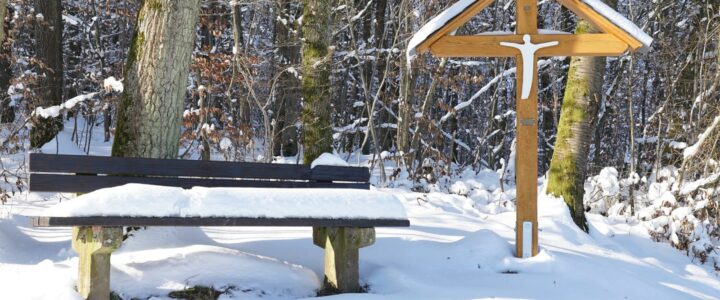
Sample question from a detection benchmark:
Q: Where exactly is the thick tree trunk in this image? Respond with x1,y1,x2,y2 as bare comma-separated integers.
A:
273,0,300,157
30,0,63,147
0,0,13,123
547,14,613,231
301,0,333,164
112,0,201,159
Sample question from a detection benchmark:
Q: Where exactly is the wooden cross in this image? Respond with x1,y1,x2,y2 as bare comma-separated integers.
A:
410,0,650,258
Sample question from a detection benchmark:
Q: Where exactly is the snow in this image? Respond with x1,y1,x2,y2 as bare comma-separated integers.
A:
219,137,233,151
597,167,620,196
406,0,476,64
111,242,318,299
310,152,350,168
103,76,124,93
44,184,407,220
476,30,514,36
33,76,124,118
62,14,81,26
33,93,98,118
684,115,720,159
582,0,653,48
538,29,572,35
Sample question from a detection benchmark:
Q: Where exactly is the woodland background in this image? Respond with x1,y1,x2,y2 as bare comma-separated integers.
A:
0,0,718,269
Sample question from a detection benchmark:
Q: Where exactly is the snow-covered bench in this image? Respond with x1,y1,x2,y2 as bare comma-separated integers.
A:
28,153,409,299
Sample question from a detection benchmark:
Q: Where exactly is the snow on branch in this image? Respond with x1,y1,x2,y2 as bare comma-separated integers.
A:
683,115,720,160
33,77,124,119
103,76,124,93
440,58,558,123
33,93,99,118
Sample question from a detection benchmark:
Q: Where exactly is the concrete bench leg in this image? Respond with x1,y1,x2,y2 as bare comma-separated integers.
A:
313,227,375,294
72,226,123,300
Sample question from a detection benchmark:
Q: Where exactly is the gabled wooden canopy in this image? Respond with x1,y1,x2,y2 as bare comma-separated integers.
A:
413,0,649,58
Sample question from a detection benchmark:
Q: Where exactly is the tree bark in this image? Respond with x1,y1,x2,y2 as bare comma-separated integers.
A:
112,0,201,159
0,0,13,123
301,0,333,164
273,0,301,157
547,0,616,231
397,61,415,166
30,0,63,147
230,1,251,127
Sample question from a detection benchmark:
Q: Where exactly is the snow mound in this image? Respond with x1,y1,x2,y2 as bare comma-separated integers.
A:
111,244,319,299
310,153,350,168
0,260,80,300
44,184,407,220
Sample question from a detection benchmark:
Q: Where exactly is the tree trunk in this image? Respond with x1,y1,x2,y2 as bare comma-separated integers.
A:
546,1,615,231
230,1,251,127
396,61,415,166
112,0,201,159
0,0,13,123
273,0,300,157
374,0,395,151
301,0,333,164
30,0,63,147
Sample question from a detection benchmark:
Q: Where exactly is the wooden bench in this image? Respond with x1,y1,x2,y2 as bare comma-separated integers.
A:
28,153,409,300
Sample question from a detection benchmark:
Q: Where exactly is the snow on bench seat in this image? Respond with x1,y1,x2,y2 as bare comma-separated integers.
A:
39,184,408,223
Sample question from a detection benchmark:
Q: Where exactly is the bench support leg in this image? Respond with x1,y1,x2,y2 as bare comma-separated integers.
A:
313,227,375,294
72,226,123,300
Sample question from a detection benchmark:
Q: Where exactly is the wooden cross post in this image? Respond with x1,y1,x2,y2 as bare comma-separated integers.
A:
420,0,645,258
514,0,541,259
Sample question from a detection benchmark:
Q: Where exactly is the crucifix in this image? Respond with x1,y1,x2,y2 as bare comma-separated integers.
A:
408,0,651,258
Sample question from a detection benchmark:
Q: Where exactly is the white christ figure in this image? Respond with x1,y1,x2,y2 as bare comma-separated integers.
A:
500,34,559,100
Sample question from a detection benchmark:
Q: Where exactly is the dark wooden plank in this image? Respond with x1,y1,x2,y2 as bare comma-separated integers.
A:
29,174,370,193
31,216,410,227
29,154,370,182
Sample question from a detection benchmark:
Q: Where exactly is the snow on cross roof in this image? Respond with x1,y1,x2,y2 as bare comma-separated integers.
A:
406,0,653,62
406,0,477,63
581,0,653,48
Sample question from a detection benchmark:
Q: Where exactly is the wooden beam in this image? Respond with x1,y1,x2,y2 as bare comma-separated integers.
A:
556,0,644,50
416,0,496,53
29,174,371,194
430,34,630,57
516,0,538,34
32,216,411,228
514,54,539,258
29,153,371,183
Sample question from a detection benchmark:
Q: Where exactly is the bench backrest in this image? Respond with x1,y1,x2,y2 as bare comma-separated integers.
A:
29,153,371,194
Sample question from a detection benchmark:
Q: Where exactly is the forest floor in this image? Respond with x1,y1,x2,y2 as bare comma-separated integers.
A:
0,121,719,300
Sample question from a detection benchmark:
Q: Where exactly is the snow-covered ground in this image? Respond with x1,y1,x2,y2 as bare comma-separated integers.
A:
1,121,719,299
